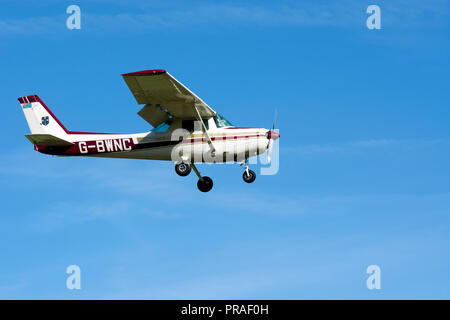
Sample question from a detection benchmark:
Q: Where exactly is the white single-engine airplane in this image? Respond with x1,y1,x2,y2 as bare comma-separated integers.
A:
19,69,279,192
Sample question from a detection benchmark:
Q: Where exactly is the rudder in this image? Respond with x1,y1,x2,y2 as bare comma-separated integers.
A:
18,95,68,138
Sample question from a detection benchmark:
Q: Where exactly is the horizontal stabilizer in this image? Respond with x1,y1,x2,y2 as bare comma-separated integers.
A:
25,134,73,146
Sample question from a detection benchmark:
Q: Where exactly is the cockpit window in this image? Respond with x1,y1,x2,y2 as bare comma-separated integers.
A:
213,114,233,128
151,121,170,132
182,119,209,132
181,120,194,132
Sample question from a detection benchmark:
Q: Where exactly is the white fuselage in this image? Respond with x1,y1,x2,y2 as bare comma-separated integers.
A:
42,119,270,163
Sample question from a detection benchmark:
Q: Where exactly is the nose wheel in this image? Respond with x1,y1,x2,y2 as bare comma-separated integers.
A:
240,160,256,183
243,169,256,183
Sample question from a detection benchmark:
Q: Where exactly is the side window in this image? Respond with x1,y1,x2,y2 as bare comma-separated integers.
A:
202,119,209,130
182,120,194,132
182,119,210,132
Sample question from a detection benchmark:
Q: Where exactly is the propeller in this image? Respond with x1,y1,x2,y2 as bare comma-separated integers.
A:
267,110,279,163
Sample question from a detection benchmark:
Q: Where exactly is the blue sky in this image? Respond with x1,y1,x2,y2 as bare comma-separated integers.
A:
1,0,449,299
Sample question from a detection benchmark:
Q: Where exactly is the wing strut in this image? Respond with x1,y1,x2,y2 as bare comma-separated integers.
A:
192,102,216,153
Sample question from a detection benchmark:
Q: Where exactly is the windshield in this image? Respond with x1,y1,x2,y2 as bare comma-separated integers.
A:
213,114,233,128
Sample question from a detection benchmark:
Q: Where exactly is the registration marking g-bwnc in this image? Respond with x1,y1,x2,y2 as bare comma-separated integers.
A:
78,138,133,154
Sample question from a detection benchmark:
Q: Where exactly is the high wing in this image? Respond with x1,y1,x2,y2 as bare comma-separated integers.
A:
122,70,216,127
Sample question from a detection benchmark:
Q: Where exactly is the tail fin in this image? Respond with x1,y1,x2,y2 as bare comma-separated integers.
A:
18,95,68,138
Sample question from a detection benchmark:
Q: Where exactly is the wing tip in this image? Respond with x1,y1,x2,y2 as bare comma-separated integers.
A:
122,69,167,76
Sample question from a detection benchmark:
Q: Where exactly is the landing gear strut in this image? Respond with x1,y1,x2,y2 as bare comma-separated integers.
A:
175,161,213,192
192,163,213,192
240,159,256,183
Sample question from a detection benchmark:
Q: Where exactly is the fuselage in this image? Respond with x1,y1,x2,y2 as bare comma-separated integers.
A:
36,123,271,163
19,94,279,164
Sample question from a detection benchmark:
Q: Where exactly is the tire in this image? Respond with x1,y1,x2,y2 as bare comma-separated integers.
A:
197,176,213,192
242,169,256,183
175,162,191,177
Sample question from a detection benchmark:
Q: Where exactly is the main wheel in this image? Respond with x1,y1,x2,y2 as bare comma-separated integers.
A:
242,169,256,183
197,176,213,192
175,162,191,177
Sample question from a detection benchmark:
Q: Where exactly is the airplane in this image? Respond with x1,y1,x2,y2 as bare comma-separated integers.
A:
18,69,280,192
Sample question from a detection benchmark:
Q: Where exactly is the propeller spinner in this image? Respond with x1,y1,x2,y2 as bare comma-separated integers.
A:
267,110,280,163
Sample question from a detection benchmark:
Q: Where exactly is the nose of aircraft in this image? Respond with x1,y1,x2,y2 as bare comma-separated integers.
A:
267,130,280,140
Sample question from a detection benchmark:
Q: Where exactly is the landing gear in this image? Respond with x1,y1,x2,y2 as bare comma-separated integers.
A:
242,169,256,183
191,163,214,192
175,162,191,176
174,160,256,192
240,159,256,183
197,176,213,192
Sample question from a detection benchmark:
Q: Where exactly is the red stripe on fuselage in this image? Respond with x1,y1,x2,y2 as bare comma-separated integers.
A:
184,134,265,144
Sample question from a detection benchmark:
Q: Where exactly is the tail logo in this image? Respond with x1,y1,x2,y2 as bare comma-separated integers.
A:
41,116,49,126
